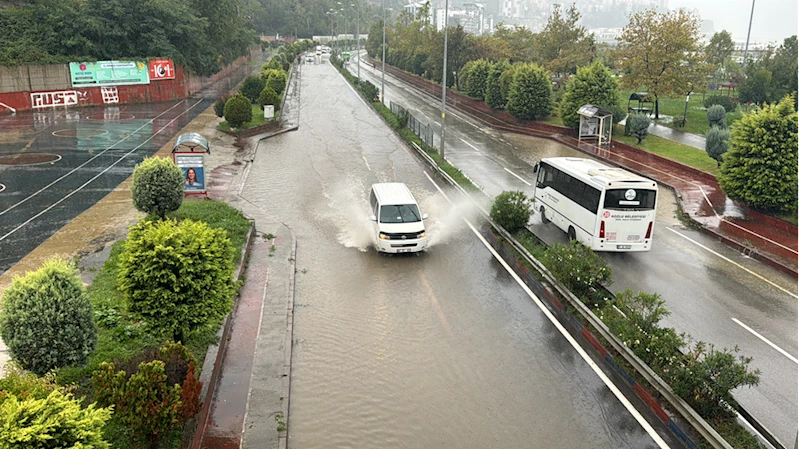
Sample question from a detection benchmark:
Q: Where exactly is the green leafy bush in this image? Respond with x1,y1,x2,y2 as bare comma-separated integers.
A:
719,94,798,213
0,363,63,401
240,75,265,103
131,156,184,219
118,218,236,343
0,390,111,449
706,104,727,128
0,258,97,375
258,86,280,111
498,65,518,106
506,63,553,120
223,94,253,129
92,360,181,449
462,59,491,100
703,94,737,112
490,191,533,232
705,126,731,166
625,113,651,144
560,61,620,130
359,79,379,101
600,103,626,125
262,59,282,71
536,243,612,300
266,70,288,95
485,60,511,109
213,95,229,118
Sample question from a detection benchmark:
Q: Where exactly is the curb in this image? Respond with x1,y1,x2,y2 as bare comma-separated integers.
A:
191,218,255,449
278,237,298,449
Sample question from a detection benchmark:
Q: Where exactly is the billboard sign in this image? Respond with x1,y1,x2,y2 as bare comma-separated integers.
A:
174,153,206,194
149,59,176,80
69,61,150,87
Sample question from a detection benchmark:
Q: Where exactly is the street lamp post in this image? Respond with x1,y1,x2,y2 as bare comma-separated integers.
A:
354,2,360,81
440,0,449,160
743,0,756,66
381,0,386,104
682,90,691,128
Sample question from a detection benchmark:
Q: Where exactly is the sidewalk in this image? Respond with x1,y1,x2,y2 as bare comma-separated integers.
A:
375,63,798,276
647,121,707,150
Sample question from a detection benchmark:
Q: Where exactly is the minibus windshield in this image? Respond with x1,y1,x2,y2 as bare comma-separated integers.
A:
380,204,421,223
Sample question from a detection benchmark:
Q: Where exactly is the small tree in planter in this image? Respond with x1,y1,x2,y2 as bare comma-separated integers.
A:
131,156,184,219
240,75,266,103
223,94,253,129
213,96,229,117
490,191,533,232
258,87,280,113
625,113,651,144
706,104,727,128
705,126,731,166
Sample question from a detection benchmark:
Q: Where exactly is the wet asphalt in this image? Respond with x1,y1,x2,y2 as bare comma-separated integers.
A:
347,53,798,445
236,57,681,448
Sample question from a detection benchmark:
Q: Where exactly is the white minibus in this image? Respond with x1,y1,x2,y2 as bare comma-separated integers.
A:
369,183,428,253
533,157,658,252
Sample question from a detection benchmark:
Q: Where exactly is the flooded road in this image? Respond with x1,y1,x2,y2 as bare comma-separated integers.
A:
349,56,798,444
239,61,676,448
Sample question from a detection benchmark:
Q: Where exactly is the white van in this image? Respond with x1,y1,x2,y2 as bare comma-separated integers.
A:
369,183,428,253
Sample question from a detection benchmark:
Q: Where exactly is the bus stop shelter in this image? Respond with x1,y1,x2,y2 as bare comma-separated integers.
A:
172,132,210,196
577,105,613,147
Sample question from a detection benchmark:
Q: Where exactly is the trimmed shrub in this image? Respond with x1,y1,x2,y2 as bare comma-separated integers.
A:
213,95,229,118
490,191,533,232
0,390,111,449
241,75,266,104
506,63,553,120
93,360,181,449
118,218,236,343
498,65,518,106
266,70,288,95
703,94,737,112
625,113,651,144
462,59,491,100
0,257,97,375
0,362,64,401
485,60,511,109
536,242,613,301
131,156,184,219
258,86,280,111
707,104,727,128
223,94,253,129
358,79,379,101
560,61,620,130
262,59,282,71
719,95,798,213
705,126,731,166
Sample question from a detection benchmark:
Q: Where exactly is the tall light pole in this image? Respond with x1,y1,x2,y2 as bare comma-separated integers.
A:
381,0,386,104
440,0,449,160
353,2,360,81
742,0,756,66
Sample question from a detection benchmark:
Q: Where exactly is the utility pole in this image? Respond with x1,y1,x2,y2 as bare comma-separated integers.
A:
742,0,756,66
355,1,360,81
381,0,386,104
440,0,449,160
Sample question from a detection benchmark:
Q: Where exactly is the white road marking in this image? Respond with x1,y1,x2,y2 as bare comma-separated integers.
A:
503,167,532,186
0,100,204,242
362,155,371,171
424,171,670,449
665,227,798,298
0,100,188,217
732,318,798,364
459,138,482,153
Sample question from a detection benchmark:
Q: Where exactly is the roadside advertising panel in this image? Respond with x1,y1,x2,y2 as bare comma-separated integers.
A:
69,61,150,87
149,59,176,80
174,153,206,195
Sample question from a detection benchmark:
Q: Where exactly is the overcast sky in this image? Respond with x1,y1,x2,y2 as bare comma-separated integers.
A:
669,0,797,42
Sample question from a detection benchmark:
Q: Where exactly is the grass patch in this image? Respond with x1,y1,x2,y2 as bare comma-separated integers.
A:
620,88,744,136
54,200,251,449
219,104,269,132
539,115,565,127
613,125,720,176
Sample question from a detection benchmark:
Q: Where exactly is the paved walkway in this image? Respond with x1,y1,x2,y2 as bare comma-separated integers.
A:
647,122,706,150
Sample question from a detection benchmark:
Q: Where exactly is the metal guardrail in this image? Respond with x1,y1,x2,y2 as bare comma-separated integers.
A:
403,137,735,449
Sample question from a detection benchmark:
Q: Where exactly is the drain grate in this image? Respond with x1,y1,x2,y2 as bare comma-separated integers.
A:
0,153,61,166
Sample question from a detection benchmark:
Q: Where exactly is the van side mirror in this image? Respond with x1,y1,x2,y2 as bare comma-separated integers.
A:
422,213,429,220
533,162,539,173
369,215,377,221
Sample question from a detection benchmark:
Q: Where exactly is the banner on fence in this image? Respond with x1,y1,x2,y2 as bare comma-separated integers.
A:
69,61,150,87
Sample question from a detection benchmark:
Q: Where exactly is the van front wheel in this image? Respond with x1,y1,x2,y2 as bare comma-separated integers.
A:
540,206,549,224
568,226,576,242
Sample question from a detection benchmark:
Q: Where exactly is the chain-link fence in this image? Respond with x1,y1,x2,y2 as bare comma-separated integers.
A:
390,101,436,151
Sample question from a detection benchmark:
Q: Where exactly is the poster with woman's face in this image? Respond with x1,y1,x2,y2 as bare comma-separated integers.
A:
182,166,204,190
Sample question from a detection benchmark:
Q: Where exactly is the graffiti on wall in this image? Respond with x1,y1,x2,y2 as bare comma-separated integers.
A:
30,90,89,109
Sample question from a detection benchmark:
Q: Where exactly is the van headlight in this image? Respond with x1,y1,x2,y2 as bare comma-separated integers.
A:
379,233,389,240
417,232,426,239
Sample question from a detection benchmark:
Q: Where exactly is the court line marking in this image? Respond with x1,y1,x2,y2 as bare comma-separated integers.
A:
0,100,188,217
665,227,797,298
504,167,531,186
732,318,798,364
424,171,670,449
0,100,203,242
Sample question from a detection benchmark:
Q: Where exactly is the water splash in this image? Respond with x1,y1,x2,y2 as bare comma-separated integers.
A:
420,194,481,248
321,177,375,251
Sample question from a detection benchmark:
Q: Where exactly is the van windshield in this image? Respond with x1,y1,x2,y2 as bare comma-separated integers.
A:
380,204,421,223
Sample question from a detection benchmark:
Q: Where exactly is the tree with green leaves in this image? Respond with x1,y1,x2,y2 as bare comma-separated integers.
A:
506,63,552,120
485,60,511,109
705,126,730,167
740,36,798,106
223,94,253,129
533,4,594,77
706,30,735,68
614,9,711,118
492,23,537,62
718,95,798,213
461,59,492,99
559,61,620,130
131,157,184,219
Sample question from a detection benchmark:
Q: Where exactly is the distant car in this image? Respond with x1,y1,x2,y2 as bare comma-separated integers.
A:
306,55,314,62
316,50,322,55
